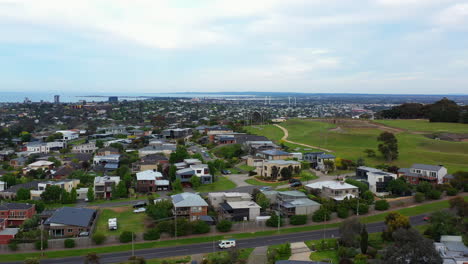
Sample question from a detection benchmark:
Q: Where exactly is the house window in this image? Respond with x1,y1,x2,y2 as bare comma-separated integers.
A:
430,172,436,177
192,207,202,213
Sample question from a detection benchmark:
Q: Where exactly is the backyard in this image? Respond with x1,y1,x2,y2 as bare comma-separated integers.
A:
96,206,149,236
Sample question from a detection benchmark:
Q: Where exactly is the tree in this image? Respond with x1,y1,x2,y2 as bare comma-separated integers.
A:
386,178,410,196
383,228,443,264
20,131,32,142
119,231,135,243
16,188,30,201
190,175,201,188
216,220,232,232
143,228,160,241
255,192,270,210
375,200,390,211
61,189,71,204
424,211,460,241
169,146,189,163
92,233,106,245
95,140,104,148
345,179,369,193
312,207,331,222
87,187,95,202
168,165,177,182
266,212,284,227
172,179,183,193
361,190,374,204
280,167,292,180
428,98,460,123
69,188,77,204
146,199,173,220
450,171,468,191
377,132,398,161
449,196,468,217
382,212,410,241
360,225,368,255
40,185,62,203
323,160,335,172
356,157,365,167
416,181,433,195
339,217,362,248
116,181,128,198
191,220,210,234
363,149,376,157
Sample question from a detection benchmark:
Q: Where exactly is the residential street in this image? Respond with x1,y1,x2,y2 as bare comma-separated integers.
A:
2,214,428,264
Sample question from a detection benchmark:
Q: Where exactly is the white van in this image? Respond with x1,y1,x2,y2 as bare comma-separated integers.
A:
218,239,236,249
108,218,118,230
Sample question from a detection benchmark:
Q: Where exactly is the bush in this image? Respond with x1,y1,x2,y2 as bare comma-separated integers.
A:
216,220,232,232
337,207,349,219
337,246,358,258
266,213,284,227
290,215,307,225
92,233,106,245
375,200,390,211
143,228,160,241
120,231,135,243
34,239,48,250
64,238,75,248
127,256,146,264
312,208,331,222
8,241,18,251
446,187,458,196
354,203,369,215
156,221,172,234
191,220,210,234
414,192,425,203
277,243,292,259
427,189,441,200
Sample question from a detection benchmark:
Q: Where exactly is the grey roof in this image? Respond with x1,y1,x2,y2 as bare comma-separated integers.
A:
0,202,34,211
444,174,454,179
278,191,307,198
317,154,335,159
171,193,208,207
412,164,444,171
357,166,383,173
261,149,291,156
0,228,19,236
176,168,195,175
44,207,96,227
1,181,42,193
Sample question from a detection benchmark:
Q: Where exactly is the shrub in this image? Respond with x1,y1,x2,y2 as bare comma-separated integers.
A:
414,192,425,203
191,220,210,234
354,203,369,215
337,246,358,258
427,190,441,200
8,241,18,251
266,213,284,227
277,243,292,259
312,208,331,222
64,238,75,248
446,187,458,196
216,220,232,232
92,233,106,245
290,215,307,225
143,228,160,241
337,207,349,219
375,200,390,211
156,221,172,234
127,256,146,264
119,231,135,243
34,239,48,250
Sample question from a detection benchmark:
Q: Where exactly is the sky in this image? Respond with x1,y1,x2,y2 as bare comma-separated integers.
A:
0,0,467,95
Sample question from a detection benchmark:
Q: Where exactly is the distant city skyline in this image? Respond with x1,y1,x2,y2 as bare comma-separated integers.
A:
0,0,467,94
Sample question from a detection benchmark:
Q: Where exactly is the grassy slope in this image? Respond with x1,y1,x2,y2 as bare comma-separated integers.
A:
2,197,465,262
247,119,468,173
96,208,148,236
194,176,236,192
374,119,468,133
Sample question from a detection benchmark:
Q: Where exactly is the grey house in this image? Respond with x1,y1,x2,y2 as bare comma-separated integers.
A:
44,207,97,237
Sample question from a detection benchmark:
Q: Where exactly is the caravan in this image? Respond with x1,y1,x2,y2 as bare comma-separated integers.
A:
108,218,118,230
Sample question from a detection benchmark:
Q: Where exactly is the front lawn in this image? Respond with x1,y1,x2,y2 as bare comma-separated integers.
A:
204,248,254,262
195,176,237,192
238,164,256,172
96,207,148,236
309,250,339,264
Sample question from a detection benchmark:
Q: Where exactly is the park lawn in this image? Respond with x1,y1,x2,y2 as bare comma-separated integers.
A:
1,197,464,262
309,250,339,264
245,178,288,187
263,119,468,173
195,176,236,192
245,125,284,142
374,119,468,134
96,207,148,236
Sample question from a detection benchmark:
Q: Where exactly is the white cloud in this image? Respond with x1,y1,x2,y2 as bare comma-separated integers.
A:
434,3,468,30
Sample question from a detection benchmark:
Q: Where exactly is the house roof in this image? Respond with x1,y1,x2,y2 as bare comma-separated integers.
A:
44,207,96,227
94,176,120,184
227,201,261,209
261,149,291,156
171,192,208,207
28,160,53,167
306,181,358,190
357,166,383,173
0,202,34,211
317,154,335,159
0,228,19,236
136,170,162,181
266,160,300,165
176,168,195,175
1,181,42,193
281,198,320,208
411,164,444,171
278,191,307,198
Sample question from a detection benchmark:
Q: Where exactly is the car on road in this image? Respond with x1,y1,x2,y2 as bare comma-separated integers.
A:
221,170,231,175
219,239,236,249
133,201,147,208
423,216,430,221
133,207,146,213
290,181,302,188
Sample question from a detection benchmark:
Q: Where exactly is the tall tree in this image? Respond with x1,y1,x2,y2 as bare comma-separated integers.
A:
377,132,399,161
382,212,410,241
360,225,368,254
339,217,362,248
16,188,30,201
69,188,77,203
87,187,95,202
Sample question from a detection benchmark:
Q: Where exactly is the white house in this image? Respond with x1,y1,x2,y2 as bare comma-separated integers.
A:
72,142,97,154
306,181,359,201
356,166,397,196
0,181,5,191
26,141,65,153
398,164,448,185
56,130,79,141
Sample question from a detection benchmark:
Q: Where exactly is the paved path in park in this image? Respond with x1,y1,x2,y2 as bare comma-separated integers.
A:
274,124,333,152
247,246,268,264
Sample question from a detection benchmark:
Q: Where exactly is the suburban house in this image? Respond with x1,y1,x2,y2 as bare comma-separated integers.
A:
258,149,293,160
208,192,252,209
0,181,42,199
355,166,397,196
95,147,119,156
244,140,278,155
162,128,192,139
0,202,36,226
0,181,5,192
219,201,261,221
136,170,164,193
9,156,27,168
71,142,97,154
206,127,234,142
93,154,120,172
138,144,177,157
132,154,168,172
256,160,301,180
303,152,336,171
76,188,88,200
434,236,468,264
56,130,80,141
171,192,209,221
26,141,65,153
25,160,54,172
306,181,359,201
0,218,19,244
176,164,213,186
94,176,120,199
277,191,320,216
246,156,266,167
215,134,236,145
30,179,80,200
44,207,97,237
398,164,449,185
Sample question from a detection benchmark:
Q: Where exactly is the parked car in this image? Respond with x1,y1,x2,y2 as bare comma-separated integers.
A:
289,178,300,183
259,186,272,192
423,216,430,221
133,201,147,208
79,231,89,237
219,239,236,249
290,181,302,188
221,170,231,175
133,207,146,213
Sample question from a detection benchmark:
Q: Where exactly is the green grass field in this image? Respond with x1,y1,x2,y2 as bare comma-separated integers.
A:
195,176,236,192
96,207,148,236
246,119,468,173
374,119,468,134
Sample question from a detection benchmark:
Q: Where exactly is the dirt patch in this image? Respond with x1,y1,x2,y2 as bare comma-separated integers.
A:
425,132,468,142
309,118,404,133
108,206,129,213
329,126,346,133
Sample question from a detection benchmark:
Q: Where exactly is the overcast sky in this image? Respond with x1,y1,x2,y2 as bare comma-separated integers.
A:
1,0,467,94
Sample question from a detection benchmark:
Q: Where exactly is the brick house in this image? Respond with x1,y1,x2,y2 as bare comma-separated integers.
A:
44,207,97,237
0,219,19,244
171,193,208,221
0,202,36,226
136,170,163,193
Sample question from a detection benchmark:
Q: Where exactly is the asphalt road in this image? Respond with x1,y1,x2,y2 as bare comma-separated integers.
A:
3,214,428,264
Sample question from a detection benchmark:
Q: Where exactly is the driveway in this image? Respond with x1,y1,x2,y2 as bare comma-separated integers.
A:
226,173,251,187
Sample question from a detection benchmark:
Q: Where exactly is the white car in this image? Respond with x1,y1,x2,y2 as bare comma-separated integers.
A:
133,208,146,213
219,240,236,249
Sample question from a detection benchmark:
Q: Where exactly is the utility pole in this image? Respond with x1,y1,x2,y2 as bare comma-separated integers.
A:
131,231,135,257
323,213,327,240
356,190,360,216
40,223,44,256
174,211,177,239
277,202,281,233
